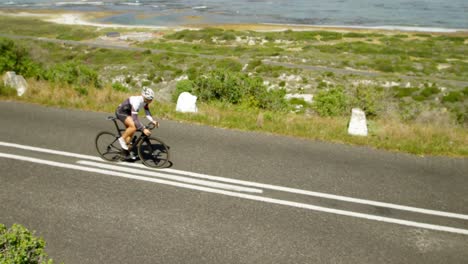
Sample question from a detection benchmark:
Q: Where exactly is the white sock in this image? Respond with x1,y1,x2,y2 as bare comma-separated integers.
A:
118,137,128,150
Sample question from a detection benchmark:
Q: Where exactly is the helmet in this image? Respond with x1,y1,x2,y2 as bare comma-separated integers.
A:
142,87,154,100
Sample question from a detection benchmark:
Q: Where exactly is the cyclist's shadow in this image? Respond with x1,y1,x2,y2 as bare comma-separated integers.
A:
124,154,174,169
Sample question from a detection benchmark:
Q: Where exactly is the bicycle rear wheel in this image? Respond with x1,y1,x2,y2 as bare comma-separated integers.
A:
138,136,170,168
95,131,122,161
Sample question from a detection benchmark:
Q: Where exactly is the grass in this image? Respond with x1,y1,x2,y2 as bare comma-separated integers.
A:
2,79,467,157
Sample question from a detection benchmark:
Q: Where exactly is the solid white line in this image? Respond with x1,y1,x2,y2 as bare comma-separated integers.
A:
0,141,103,161
76,160,262,193
1,141,468,220
1,152,468,236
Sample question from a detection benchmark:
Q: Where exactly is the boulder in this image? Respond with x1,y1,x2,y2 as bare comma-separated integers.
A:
3,71,28,96
348,108,368,136
176,92,198,113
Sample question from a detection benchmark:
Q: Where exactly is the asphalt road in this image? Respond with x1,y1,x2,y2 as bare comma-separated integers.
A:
1,101,467,263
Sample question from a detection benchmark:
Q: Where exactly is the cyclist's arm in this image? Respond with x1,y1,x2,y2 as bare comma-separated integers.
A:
144,104,155,123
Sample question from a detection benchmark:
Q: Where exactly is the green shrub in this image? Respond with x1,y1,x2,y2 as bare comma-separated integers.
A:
112,82,128,92
221,31,237,41
398,101,424,121
215,59,242,72
74,86,88,96
0,38,43,78
256,88,287,112
247,59,262,71
313,87,348,117
412,94,427,101
318,31,343,41
56,28,98,41
420,84,440,98
442,91,464,103
141,80,152,87
375,58,395,72
343,32,366,38
173,79,193,102
350,85,385,117
393,87,418,98
451,106,468,126
0,223,54,264
191,69,287,111
0,83,16,96
44,61,101,88
164,28,228,43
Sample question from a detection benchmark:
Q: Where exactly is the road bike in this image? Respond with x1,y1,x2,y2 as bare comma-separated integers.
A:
95,116,170,168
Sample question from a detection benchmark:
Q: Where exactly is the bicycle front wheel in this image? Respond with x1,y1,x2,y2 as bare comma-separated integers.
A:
138,136,170,168
95,131,122,162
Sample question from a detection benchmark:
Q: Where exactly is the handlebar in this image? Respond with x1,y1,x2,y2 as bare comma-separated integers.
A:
146,121,159,130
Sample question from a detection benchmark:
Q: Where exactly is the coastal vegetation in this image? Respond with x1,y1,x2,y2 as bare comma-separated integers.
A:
0,223,55,263
0,15,467,156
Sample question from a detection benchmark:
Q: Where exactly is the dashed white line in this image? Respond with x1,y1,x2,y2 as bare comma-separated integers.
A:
76,160,262,193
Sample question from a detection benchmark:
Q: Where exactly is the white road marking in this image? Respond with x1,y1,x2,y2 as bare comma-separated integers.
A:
1,152,468,236
124,163,468,220
76,160,262,193
0,152,259,194
0,141,102,161
1,141,468,221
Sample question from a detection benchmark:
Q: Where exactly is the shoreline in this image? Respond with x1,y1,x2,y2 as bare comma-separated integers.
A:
1,9,467,36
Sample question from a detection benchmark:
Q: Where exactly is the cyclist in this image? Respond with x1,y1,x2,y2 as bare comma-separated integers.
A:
115,87,159,159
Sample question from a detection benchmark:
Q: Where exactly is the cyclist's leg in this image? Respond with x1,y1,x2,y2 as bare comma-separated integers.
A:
116,111,131,150
122,116,137,146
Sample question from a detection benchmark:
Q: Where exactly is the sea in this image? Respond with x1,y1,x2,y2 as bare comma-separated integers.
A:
0,0,467,32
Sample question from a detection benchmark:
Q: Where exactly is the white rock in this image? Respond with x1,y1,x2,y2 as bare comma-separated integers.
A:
382,81,400,88
3,71,16,87
3,71,28,96
176,92,198,113
175,75,188,81
279,73,301,82
352,80,375,86
348,108,368,136
14,75,28,96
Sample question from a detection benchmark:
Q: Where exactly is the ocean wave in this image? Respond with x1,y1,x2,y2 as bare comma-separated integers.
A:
55,1,104,6
192,6,207,10
120,1,142,6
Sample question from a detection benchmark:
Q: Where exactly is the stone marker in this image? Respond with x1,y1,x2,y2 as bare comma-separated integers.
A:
3,71,28,96
176,92,198,113
348,108,368,136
